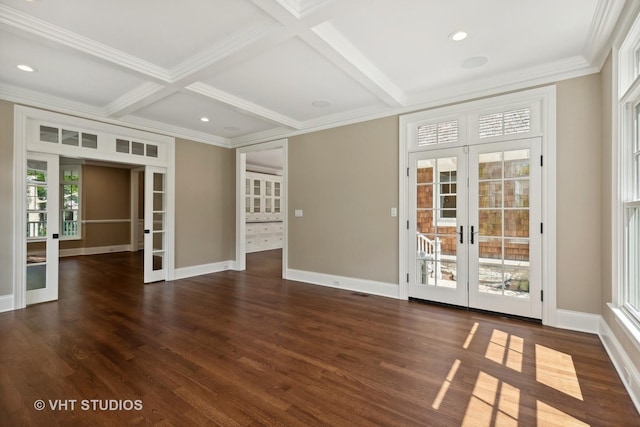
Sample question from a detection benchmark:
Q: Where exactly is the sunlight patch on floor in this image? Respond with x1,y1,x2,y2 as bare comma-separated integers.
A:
485,329,523,372
461,371,520,427
535,344,583,401
432,359,461,410
536,401,590,427
463,322,479,349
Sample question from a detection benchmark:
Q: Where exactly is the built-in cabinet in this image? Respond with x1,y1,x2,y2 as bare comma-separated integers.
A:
246,172,283,252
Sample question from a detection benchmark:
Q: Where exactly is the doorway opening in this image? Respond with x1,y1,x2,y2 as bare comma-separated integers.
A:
15,106,175,310
236,139,288,276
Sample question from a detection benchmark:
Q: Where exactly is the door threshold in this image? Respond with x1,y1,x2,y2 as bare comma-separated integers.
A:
408,297,542,324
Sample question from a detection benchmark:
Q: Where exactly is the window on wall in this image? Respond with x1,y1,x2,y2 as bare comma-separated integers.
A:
618,13,640,332
60,165,81,239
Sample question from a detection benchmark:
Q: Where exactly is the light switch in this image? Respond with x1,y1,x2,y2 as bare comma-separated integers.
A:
295,209,303,217
391,207,398,217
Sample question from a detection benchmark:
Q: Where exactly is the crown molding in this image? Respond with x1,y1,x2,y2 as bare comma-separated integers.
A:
0,4,171,82
0,82,105,117
0,83,231,148
115,115,231,148
583,0,627,69
229,55,598,147
187,82,301,129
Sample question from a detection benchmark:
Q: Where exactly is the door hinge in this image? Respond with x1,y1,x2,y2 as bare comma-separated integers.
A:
541,290,544,302
407,167,410,177
407,220,410,230
407,273,409,283
540,223,543,234
540,155,543,167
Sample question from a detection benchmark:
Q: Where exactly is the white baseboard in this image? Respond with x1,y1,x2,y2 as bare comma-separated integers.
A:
555,309,601,334
174,260,236,280
59,244,132,257
0,294,14,313
286,269,400,299
599,316,640,414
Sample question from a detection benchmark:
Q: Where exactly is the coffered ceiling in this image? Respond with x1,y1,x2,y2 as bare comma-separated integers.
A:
0,0,626,148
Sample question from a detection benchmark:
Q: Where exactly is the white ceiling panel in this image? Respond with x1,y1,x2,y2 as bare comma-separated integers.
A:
328,0,599,94
0,28,148,106
0,0,274,68
202,37,387,122
131,91,277,139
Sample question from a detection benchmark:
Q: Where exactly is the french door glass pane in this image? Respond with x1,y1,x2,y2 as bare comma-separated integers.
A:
152,172,165,272
416,156,457,288
477,149,531,298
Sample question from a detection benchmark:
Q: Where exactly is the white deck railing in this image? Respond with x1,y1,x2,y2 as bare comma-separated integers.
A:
417,233,442,279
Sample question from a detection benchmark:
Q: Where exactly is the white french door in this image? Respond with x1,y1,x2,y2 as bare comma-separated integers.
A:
144,166,167,283
409,138,542,319
26,152,59,305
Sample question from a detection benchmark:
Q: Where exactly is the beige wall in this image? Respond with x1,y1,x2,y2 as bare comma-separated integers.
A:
556,74,603,314
175,138,236,268
0,100,14,296
288,116,399,284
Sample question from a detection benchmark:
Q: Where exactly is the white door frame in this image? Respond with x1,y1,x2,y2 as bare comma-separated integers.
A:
235,139,288,275
13,105,176,310
399,86,557,326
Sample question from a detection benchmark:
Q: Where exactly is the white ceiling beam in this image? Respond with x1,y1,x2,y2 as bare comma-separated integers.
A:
306,22,407,107
250,0,407,107
186,82,302,129
0,4,171,82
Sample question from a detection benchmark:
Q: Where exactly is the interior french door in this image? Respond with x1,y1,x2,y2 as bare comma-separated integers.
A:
26,152,59,305
409,138,542,319
144,166,167,283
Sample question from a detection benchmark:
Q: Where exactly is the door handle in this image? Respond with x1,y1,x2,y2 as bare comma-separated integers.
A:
144,229,150,234
52,233,59,239
470,226,475,244
458,226,463,244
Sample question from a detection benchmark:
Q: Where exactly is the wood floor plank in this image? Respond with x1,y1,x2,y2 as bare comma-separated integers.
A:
0,250,637,426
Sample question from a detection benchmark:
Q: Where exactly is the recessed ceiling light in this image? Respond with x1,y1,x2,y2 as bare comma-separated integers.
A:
17,64,36,72
200,117,210,122
312,100,331,108
461,55,489,69
450,31,468,42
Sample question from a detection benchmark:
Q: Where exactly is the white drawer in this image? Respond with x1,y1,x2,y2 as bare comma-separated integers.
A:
246,224,257,235
260,234,275,244
246,237,257,247
275,224,284,233
259,224,273,234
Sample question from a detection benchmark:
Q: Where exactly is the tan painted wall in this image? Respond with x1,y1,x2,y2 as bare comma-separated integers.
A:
0,100,14,296
556,74,603,314
175,138,236,268
288,116,399,284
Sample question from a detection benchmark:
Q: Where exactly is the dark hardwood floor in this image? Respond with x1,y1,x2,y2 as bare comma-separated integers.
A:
0,250,637,426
